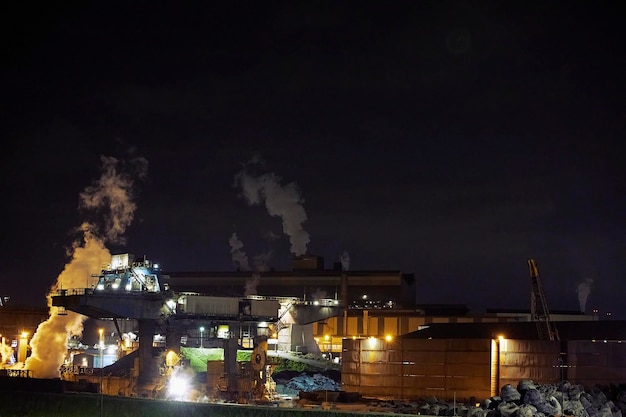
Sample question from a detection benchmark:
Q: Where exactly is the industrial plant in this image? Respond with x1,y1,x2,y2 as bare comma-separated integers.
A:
1,253,625,410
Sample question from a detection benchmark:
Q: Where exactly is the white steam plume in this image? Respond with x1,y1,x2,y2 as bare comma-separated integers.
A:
340,251,350,271
312,288,327,300
229,232,250,271
244,274,261,296
24,155,146,378
576,278,594,313
252,250,274,272
79,155,147,244
234,162,310,256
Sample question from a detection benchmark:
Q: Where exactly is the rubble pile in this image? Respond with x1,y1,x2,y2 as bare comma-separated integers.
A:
276,372,341,393
361,380,626,417
469,380,626,417
276,376,626,416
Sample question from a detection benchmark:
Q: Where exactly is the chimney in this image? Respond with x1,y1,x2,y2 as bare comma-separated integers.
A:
292,255,324,270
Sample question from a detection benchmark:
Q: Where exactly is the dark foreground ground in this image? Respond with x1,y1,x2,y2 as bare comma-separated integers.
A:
0,390,408,417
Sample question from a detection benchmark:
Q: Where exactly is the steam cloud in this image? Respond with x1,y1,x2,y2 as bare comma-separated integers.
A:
244,274,261,296
252,250,274,272
24,155,146,378
576,278,594,313
229,232,250,271
340,251,350,271
229,232,274,295
234,160,310,256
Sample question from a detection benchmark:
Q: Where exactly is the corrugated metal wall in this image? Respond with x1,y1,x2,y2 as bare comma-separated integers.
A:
498,339,561,389
567,341,626,388
342,338,626,402
342,338,492,401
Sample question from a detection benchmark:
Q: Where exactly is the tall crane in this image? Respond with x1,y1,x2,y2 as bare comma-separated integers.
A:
527,259,560,341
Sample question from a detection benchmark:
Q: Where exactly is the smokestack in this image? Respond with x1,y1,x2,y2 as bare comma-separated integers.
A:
292,255,324,270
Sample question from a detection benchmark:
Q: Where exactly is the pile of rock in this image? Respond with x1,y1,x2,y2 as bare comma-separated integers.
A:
470,380,626,417
335,380,626,417
283,372,342,392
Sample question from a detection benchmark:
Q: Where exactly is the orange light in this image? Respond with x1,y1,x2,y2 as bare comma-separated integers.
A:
385,335,392,342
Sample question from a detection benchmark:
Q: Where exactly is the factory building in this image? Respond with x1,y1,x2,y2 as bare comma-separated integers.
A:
341,319,626,402
5,253,625,404
165,254,415,353
165,255,415,308
310,305,601,356
0,303,47,365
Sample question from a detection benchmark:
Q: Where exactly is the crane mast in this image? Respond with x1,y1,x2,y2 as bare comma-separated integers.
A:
527,259,559,341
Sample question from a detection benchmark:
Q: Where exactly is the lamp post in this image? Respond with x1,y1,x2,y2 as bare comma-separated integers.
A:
199,327,204,348
99,328,104,417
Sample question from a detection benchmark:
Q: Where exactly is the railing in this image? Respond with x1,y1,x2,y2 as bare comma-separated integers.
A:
55,288,155,297
0,369,33,378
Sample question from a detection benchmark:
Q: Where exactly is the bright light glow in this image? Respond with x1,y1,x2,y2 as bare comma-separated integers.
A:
21,332,28,339
96,283,104,290
98,329,104,349
362,295,367,300
168,374,190,400
166,350,179,367
125,283,132,291
166,299,176,310
385,335,392,342
324,335,330,341
258,321,268,328
367,336,377,348
111,282,119,289
313,300,319,305
217,325,229,339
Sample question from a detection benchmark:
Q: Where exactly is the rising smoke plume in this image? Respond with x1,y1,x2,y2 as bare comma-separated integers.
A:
576,278,594,313
24,155,147,378
234,159,310,256
229,232,250,271
229,232,274,295
244,274,261,296
340,251,350,271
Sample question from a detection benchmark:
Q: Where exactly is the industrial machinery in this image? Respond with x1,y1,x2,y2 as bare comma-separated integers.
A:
527,258,559,341
94,253,161,292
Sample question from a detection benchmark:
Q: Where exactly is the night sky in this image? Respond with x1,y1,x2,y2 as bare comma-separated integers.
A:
1,1,625,318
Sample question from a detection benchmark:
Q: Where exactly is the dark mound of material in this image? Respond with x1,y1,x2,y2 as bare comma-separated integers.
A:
273,369,340,383
0,375,64,392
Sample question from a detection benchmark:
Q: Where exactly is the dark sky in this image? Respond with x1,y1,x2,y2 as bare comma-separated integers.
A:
1,1,625,317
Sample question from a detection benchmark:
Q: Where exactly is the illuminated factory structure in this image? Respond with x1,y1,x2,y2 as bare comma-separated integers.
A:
3,253,626,402
45,254,345,397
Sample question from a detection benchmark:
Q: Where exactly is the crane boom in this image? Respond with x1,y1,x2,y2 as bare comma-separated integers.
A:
527,259,559,341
